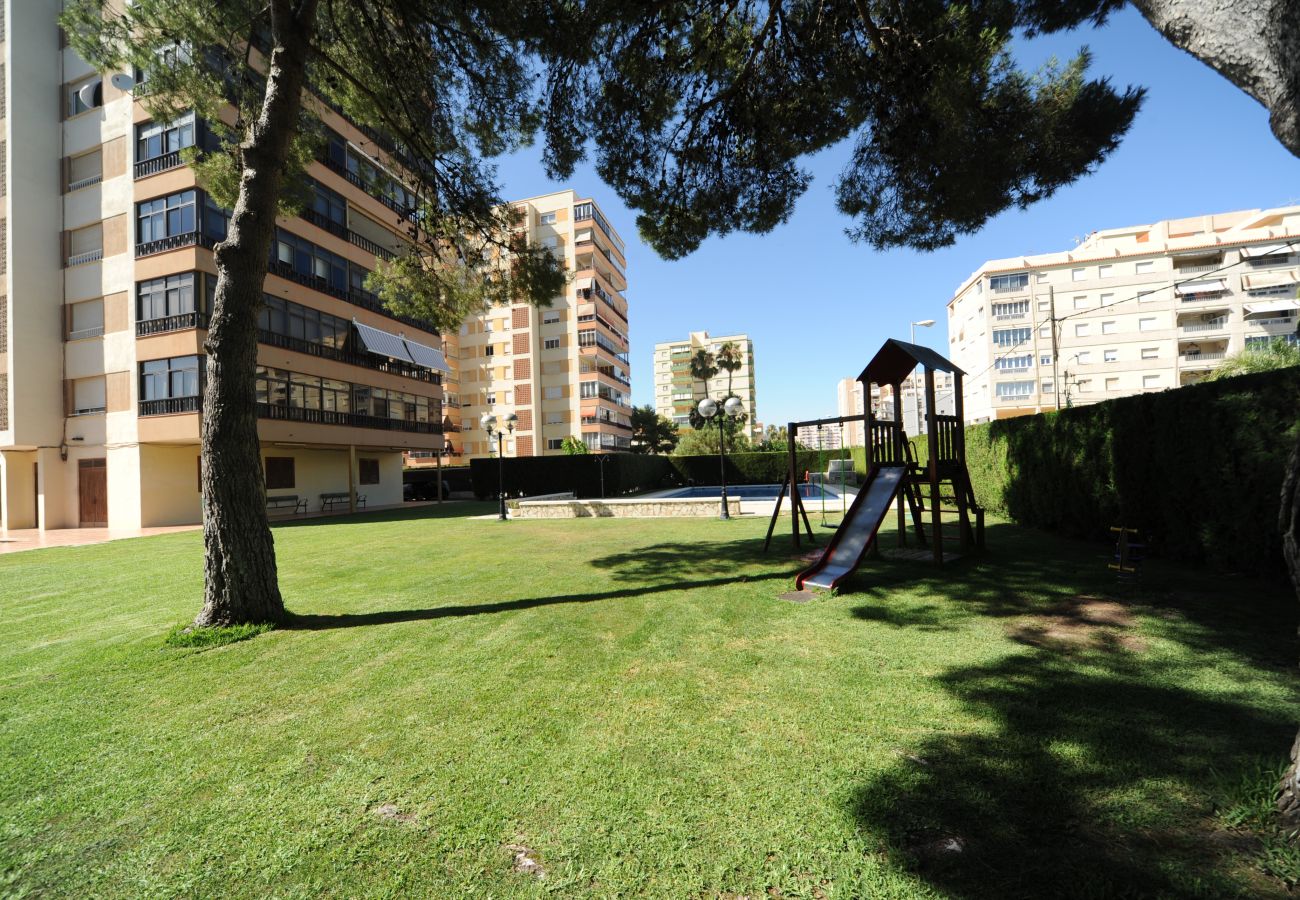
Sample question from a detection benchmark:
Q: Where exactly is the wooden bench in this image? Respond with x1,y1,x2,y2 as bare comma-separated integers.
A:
266,494,308,515
320,492,365,512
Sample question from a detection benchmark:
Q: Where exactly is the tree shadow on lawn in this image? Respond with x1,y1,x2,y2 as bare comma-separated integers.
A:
851,645,1297,899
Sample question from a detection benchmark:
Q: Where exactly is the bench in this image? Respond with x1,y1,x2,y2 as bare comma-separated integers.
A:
266,494,308,515
320,492,365,512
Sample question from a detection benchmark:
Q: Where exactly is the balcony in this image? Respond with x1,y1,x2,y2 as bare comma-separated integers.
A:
137,312,208,336
322,155,410,218
136,231,219,258
68,326,105,341
139,396,201,416
134,151,185,179
1179,318,1228,333
259,328,442,384
67,249,103,267
1179,351,1225,367
258,402,442,434
68,173,103,191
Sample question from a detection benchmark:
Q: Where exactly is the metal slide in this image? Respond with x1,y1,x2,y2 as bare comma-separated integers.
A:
795,466,905,591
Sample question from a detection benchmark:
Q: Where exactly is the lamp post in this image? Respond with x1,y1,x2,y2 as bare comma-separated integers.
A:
481,411,517,521
908,319,935,434
697,396,745,519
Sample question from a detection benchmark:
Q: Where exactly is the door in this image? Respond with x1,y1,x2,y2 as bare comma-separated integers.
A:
78,458,107,527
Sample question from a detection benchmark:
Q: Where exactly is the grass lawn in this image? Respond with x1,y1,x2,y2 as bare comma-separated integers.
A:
2,504,1298,898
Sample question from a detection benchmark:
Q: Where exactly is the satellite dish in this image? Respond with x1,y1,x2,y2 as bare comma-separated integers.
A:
76,79,102,109
110,72,135,92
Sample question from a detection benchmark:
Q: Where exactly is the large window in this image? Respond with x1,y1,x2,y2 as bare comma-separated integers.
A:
989,273,1029,293
255,367,436,424
138,272,203,321
272,229,350,293
258,295,351,351
308,179,347,234
141,355,201,400
137,190,196,243
136,113,195,162
995,381,1035,398
992,327,1031,347
264,457,295,490
359,459,380,484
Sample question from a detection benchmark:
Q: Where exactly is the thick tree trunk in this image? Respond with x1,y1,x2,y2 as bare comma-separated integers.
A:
193,0,318,628
1130,0,1300,157
1278,429,1300,827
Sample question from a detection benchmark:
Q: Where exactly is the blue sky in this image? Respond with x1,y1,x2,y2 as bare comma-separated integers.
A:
490,7,1300,429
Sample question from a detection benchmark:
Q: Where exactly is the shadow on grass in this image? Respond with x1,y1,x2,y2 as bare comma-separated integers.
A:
269,501,497,530
851,646,1296,899
281,569,788,631
589,535,778,584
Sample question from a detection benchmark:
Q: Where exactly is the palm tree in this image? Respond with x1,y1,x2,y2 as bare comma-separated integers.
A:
716,341,743,400
689,348,718,398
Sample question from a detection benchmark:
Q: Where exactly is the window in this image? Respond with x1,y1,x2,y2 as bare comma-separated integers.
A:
1077,378,1092,393
485,345,495,356
1040,354,1052,366
992,327,1031,346
137,190,196,243
547,438,564,450
1074,323,1089,337
72,377,106,415
1142,374,1160,389
504,390,513,404
140,355,201,400
544,337,560,350
1076,351,1092,364
1041,380,1054,394
264,457,295,490
309,180,347,233
1036,272,1050,284
138,272,199,321
1037,300,1050,312
1071,267,1087,282
1098,265,1113,278
989,273,1029,293
459,323,469,335
359,458,380,484
1104,376,1119,391
1135,260,1154,274
546,412,563,425
1141,347,1158,360
539,211,557,225
271,228,349,292
1101,320,1117,335
1138,291,1156,303
69,299,105,340
258,294,351,351
66,77,102,117
542,310,561,324
1073,296,1089,310
992,300,1029,318
994,355,1033,371
486,392,496,405
67,150,102,191
1103,349,1118,362
136,113,195,163
67,224,103,266
544,386,562,400
1139,317,1159,332
994,381,1035,398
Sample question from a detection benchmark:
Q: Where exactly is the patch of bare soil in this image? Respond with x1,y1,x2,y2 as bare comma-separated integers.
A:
1007,595,1148,654
372,803,416,823
505,843,546,879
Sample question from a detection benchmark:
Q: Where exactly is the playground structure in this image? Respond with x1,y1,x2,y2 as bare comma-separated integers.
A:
764,339,985,591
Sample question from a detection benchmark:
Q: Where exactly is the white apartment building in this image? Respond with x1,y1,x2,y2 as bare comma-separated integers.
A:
454,190,631,458
653,331,758,436
796,422,844,450
878,372,956,436
835,377,868,446
948,206,1300,423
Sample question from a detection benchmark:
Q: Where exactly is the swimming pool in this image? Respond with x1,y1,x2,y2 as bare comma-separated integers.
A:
662,483,843,501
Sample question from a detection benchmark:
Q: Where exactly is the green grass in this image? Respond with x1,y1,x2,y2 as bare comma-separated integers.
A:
1,504,1297,898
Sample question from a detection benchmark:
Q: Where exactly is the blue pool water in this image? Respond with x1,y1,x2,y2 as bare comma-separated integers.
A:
664,483,843,500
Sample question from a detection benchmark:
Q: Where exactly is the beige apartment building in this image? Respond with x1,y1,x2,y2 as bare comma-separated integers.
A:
1,3,451,531
450,190,631,458
653,331,758,436
948,206,1300,423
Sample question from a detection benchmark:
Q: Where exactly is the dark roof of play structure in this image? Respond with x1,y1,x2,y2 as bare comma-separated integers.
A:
858,339,965,386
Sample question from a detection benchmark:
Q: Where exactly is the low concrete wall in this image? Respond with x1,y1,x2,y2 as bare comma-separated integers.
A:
513,496,741,519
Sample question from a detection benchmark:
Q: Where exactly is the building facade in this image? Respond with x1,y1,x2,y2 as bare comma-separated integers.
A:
948,206,1300,423
1,4,450,531
452,190,631,458
653,331,758,436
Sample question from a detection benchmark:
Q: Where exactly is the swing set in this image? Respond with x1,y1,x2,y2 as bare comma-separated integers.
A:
764,339,986,592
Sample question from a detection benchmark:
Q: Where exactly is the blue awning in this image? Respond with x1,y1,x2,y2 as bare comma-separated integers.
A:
353,319,414,363
404,338,449,372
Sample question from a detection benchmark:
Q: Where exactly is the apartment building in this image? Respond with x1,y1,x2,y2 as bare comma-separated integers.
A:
0,4,450,531
653,331,758,436
454,190,631,458
948,206,1300,423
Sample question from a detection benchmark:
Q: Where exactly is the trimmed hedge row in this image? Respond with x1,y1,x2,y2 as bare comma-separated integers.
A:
469,449,840,500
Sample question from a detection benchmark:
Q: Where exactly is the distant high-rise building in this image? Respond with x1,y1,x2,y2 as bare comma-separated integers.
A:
653,331,758,436
949,206,1300,423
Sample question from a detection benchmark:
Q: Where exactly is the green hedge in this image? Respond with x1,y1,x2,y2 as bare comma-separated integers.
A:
972,367,1300,571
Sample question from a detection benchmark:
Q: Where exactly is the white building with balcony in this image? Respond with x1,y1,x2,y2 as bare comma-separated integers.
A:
947,206,1300,423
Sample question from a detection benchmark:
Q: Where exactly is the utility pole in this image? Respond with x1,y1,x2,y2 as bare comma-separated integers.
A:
1049,286,1061,411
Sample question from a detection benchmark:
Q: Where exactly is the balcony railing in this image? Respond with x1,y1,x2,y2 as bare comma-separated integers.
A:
68,326,105,341
258,328,441,384
137,312,208,336
257,402,442,434
139,396,201,416
67,249,103,267
1179,351,1226,363
300,207,348,240
1247,316,1296,327
1180,319,1228,333
1179,292,1229,303
321,156,410,218
136,231,219,258
1174,262,1220,275
347,229,397,261
134,151,184,179
68,173,103,191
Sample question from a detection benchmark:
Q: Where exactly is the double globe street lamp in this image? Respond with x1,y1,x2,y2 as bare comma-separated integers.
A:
481,411,517,521
697,396,745,520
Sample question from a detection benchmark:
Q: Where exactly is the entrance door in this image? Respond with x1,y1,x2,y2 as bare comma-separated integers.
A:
78,458,107,527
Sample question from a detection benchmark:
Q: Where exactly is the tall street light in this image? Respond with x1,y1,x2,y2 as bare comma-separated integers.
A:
697,396,745,520
481,411,517,521
908,319,936,434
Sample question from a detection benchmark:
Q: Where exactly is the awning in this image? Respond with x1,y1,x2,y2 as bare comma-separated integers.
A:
1239,242,1294,259
403,337,450,372
1241,268,1300,291
574,276,594,291
353,319,414,363
1243,299,1300,317
1174,279,1228,296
